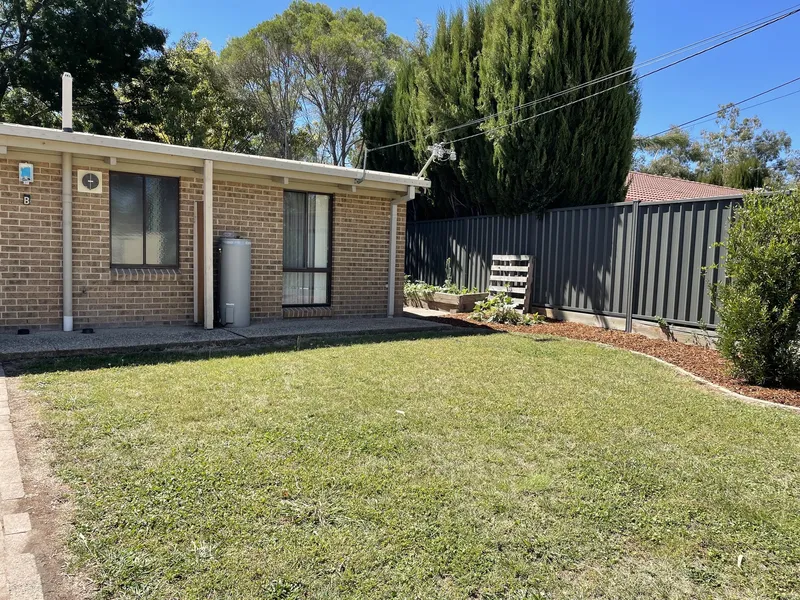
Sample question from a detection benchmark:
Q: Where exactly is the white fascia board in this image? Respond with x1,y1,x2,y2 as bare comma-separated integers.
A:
0,122,431,190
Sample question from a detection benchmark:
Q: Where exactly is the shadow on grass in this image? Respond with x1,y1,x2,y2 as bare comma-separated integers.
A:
5,325,536,377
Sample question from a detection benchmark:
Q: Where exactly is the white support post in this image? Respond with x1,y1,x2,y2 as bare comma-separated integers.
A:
388,186,415,317
388,203,398,318
203,160,214,329
193,201,199,324
62,152,73,331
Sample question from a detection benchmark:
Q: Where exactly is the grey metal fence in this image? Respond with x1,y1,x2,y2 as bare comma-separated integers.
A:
405,196,742,329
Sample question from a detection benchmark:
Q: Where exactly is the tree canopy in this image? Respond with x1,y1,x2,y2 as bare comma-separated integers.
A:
634,105,800,190
363,0,640,218
0,0,166,132
222,0,402,164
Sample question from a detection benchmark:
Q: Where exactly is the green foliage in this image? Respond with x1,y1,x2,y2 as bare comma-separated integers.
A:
635,106,800,189
714,190,800,386
364,0,640,218
223,0,402,165
471,292,543,325
117,35,256,152
403,276,478,302
0,0,166,132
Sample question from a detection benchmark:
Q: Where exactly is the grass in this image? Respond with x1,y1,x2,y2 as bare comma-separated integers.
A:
19,331,800,599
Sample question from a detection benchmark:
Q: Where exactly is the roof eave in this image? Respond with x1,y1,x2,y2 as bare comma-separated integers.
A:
0,122,431,192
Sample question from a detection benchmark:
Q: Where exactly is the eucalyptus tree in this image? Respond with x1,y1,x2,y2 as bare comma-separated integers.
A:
223,1,402,165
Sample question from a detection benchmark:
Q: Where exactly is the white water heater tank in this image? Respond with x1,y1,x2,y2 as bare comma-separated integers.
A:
219,237,251,327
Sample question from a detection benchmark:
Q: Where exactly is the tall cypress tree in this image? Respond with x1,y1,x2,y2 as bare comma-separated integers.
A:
364,0,640,217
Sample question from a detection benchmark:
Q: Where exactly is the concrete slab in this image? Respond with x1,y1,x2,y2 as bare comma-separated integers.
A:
3,533,28,556
4,553,43,600
0,484,24,502
0,467,21,487
2,514,31,536
0,318,450,361
227,316,448,340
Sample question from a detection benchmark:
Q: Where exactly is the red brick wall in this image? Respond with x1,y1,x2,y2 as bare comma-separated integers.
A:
210,178,283,320
331,193,405,317
0,159,63,329
71,169,195,327
0,158,406,330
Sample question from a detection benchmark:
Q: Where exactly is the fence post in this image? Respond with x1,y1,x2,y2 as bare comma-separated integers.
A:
625,200,641,333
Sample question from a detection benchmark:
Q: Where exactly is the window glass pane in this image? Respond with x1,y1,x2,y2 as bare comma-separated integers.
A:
283,272,328,305
283,191,306,269
145,177,179,265
110,173,144,265
309,195,329,269
313,272,328,304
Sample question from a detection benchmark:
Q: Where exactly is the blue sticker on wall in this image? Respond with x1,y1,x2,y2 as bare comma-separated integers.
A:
19,163,34,184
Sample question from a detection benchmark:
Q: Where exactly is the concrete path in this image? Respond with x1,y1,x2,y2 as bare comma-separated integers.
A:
0,366,44,600
0,316,449,361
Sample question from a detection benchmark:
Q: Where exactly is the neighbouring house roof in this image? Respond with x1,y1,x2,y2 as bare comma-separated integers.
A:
0,122,430,195
625,172,744,202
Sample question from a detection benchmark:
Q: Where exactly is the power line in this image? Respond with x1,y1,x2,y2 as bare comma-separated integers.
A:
445,10,800,147
641,76,800,139
645,88,800,136
369,4,800,153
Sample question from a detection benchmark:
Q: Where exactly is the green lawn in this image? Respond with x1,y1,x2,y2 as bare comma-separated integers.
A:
20,332,800,599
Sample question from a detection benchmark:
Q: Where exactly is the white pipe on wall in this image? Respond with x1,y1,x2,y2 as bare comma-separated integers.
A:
203,159,214,329
62,152,73,331
61,73,73,132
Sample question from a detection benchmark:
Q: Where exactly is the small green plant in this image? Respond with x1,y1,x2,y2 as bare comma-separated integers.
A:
471,292,544,325
711,190,800,386
403,275,479,305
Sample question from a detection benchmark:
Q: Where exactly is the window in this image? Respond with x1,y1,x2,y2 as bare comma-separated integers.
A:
283,192,332,306
110,173,179,267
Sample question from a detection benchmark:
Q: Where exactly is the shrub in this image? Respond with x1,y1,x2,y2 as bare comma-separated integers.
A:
471,292,544,326
403,275,479,304
713,190,800,386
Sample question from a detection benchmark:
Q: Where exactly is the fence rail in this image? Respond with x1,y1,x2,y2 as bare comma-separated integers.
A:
405,196,742,329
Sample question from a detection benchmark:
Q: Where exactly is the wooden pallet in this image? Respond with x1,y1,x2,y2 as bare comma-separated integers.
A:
489,255,535,313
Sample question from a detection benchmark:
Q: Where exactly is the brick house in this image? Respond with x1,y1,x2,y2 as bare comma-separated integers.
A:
0,122,429,332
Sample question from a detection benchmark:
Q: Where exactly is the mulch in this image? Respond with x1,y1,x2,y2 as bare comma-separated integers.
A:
426,313,800,409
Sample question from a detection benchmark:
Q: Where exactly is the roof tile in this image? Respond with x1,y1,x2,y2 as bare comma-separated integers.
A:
626,172,743,202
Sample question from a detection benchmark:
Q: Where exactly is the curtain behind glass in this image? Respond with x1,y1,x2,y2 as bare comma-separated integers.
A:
309,194,329,269
283,192,306,269
110,173,144,265
145,177,179,265
283,193,330,305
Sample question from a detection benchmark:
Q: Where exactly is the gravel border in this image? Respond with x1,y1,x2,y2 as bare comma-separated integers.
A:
423,314,800,409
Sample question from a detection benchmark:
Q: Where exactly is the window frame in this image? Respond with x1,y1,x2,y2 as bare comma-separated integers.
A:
109,172,181,269
282,190,334,308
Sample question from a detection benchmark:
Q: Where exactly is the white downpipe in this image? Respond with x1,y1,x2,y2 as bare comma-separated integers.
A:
203,159,214,329
193,201,199,323
61,73,73,132
62,152,73,331
388,185,415,318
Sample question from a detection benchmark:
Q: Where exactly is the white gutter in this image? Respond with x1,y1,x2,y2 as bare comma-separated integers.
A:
0,123,431,191
388,185,415,317
62,151,73,331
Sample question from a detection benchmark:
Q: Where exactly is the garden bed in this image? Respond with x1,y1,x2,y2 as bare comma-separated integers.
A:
404,291,487,313
425,313,800,408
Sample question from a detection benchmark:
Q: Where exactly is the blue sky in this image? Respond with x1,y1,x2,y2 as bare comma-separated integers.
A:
146,0,800,142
